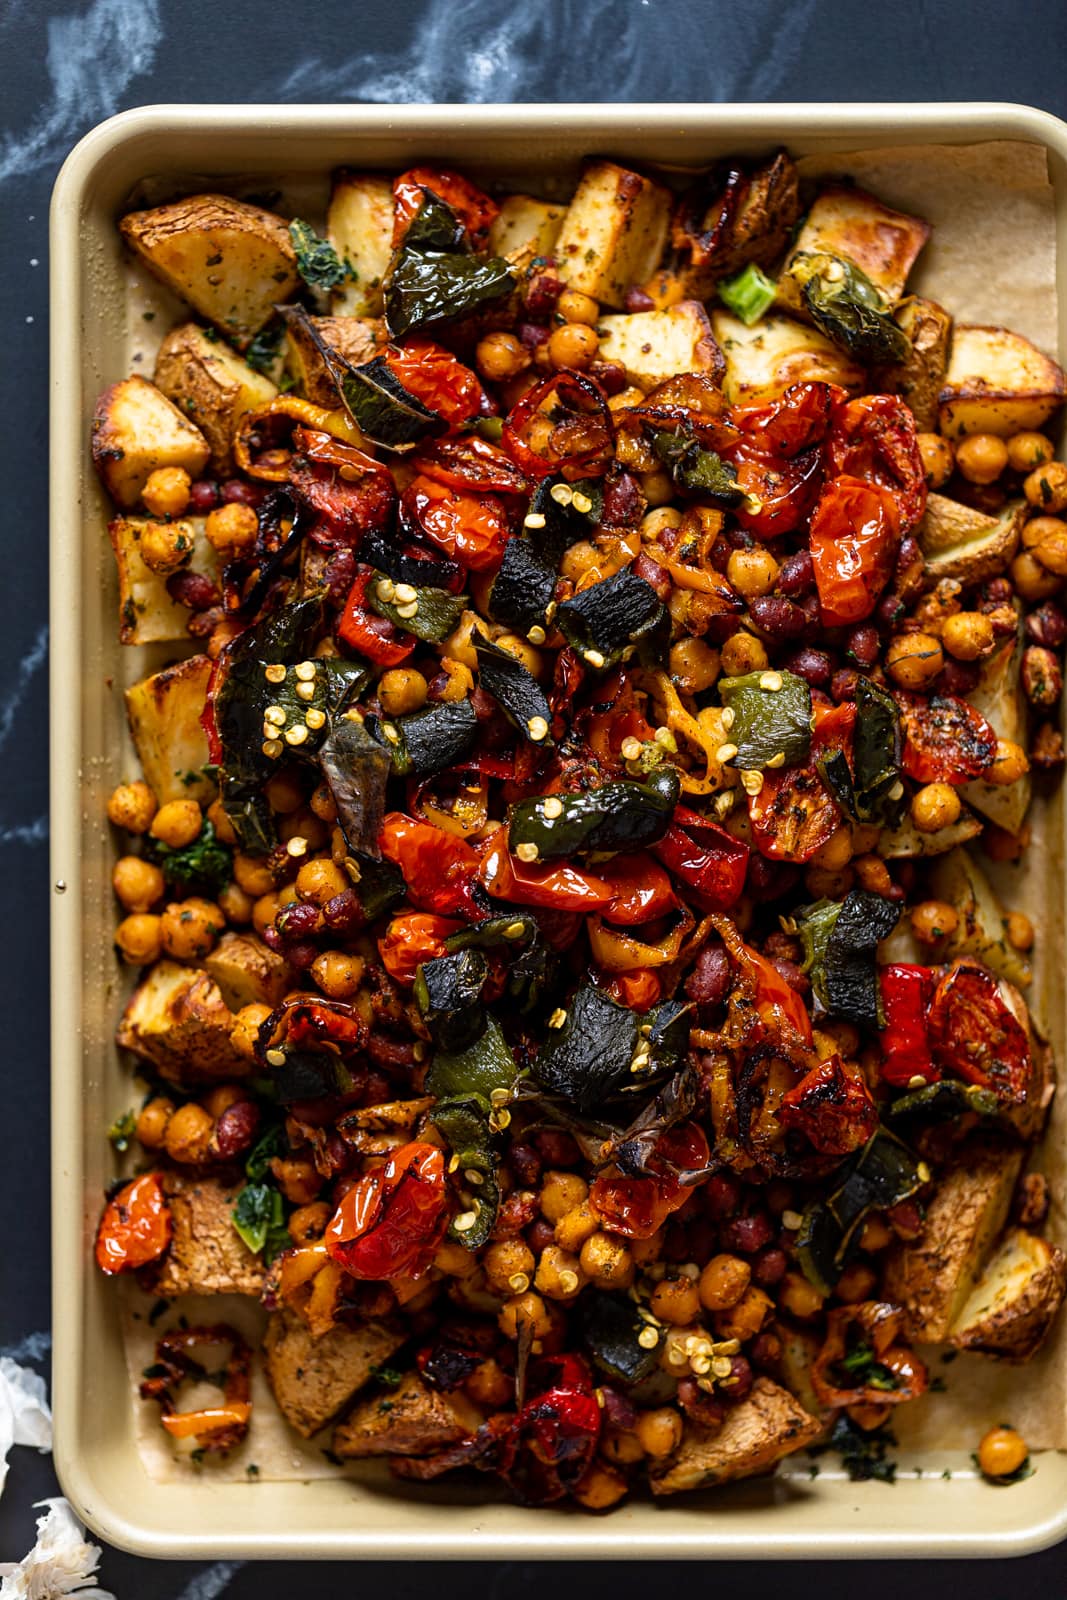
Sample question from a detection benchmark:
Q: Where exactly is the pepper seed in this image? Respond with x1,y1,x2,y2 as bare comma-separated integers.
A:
264,706,286,726
766,752,786,769
453,1209,480,1233
542,796,564,819
295,680,316,702
527,625,547,645
571,491,593,514
527,715,550,742
548,1007,568,1029
741,769,764,795
375,578,396,602
284,725,309,747
759,670,784,692
515,841,540,863
294,661,317,682
584,649,606,668
620,736,643,760
305,708,326,730
550,483,574,506
720,706,735,730
395,601,419,620
637,1326,660,1350
261,739,283,758
265,1048,286,1067
504,920,526,939
524,512,547,529
286,836,308,859
264,663,286,683
716,742,738,764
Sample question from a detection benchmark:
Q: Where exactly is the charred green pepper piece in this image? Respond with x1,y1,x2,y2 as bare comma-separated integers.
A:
556,568,668,670
797,890,900,1026
508,765,679,860
425,1015,519,1102
474,636,553,749
717,262,776,326
444,913,556,1013
818,678,904,827
578,1292,663,1385
431,1093,500,1250
789,251,911,365
366,570,468,643
526,475,604,565
885,1080,1000,1126
269,1051,355,1106
797,1129,924,1295
368,699,478,779
651,428,743,504
718,669,812,770
317,714,405,920
488,537,557,637
415,949,489,1054
534,986,643,1113
384,191,515,338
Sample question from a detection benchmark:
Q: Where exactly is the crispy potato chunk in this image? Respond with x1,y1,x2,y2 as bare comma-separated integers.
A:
950,1228,1067,1360
150,1173,264,1298
882,1139,1024,1342
917,495,1024,585
120,194,299,347
711,310,864,405
92,376,210,508
333,1373,479,1459
117,960,249,1085
154,323,277,472
929,847,1031,990
879,295,953,430
284,313,383,407
264,1307,405,1438
958,625,1032,835
776,185,930,318
125,653,213,805
649,1378,821,1495
109,515,219,645
327,172,395,317
938,324,1066,438
670,151,800,298
596,301,724,391
877,809,983,859
204,931,293,1011
488,194,566,273
554,161,671,309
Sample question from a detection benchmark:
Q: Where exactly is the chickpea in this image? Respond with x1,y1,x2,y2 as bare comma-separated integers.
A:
631,1228,665,1267
916,432,954,488
602,1430,645,1466
1024,460,1067,515
233,852,276,897
269,1156,321,1206
498,1291,553,1342
204,798,236,845
579,1231,634,1289
719,631,769,676
288,1201,331,1244
835,1263,879,1304
494,633,545,678
547,321,599,370
650,1276,702,1326
483,1238,537,1297
977,1425,1029,1480
112,855,165,914
378,668,429,718
139,517,195,577
294,856,348,907
910,782,962,834
779,1270,825,1321
554,1199,602,1253
852,854,893,896
1005,910,1035,951
572,1463,628,1511
641,506,683,544
639,469,675,507
308,782,338,824
150,799,203,850
1032,521,1067,578
475,330,529,382
885,631,944,689
983,821,1030,863
217,881,253,925
135,1096,175,1149
251,891,281,937
465,1359,512,1409
141,465,192,518
714,1285,773,1343
434,1239,479,1277
558,288,600,325
859,1216,893,1252
1011,549,1063,602
669,635,720,694
804,864,854,901
955,433,1009,485
986,738,1030,786
160,897,226,961
310,950,365,999
698,1253,751,1313
910,900,959,944
726,547,779,599
164,1102,215,1164
107,779,157,834
263,770,304,816
634,1407,683,1460
811,825,854,873
540,1170,589,1224
202,1084,244,1118
205,501,259,558
941,610,995,661
114,912,163,964
534,1244,585,1301
230,1002,271,1060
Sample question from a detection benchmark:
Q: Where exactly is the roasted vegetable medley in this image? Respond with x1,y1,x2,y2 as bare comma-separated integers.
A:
92,150,1067,1505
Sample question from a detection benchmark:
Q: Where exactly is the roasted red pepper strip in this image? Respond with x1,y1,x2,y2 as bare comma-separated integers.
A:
379,813,480,917
381,339,489,429
826,394,927,533
779,1057,880,1155
736,940,814,1048
602,970,664,1010
513,1354,602,1503
591,1123,710,1240
896,691,998,785
502,370,615,481
414,435,528,495
401,474,512,571
378,911,462,986
392,169,499,248
266,996,368,1056
747,701,853,864
478,825,615,911
338,570,415,666
652,807,749,911
811,1302,928,1409
809,475,901,627
95,1172,172,1276
326,1141,450,1281
927,959,1032,1102
288,428,397,538
595,853,677,925
879,964,938,1087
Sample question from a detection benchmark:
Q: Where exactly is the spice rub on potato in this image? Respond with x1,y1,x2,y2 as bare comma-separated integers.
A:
553,160,672,308
150,1173,265,1298
938,324,1067,439
263,1307,405,1438
333,1373,481,1459
153,323,278,473
117,961,248,1086
124,655,214,806
650,1379,822,1495
92,376,211,508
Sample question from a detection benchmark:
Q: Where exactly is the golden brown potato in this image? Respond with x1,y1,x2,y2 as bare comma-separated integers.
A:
928,847,1031,990
776,185,930,318
283,313,384,407
264,1307,405,1438
92,376,210,508
879,295,953,430
554,161,672,308
950,1229,1067,1360
882,1140,1024,1343
108,515,220,645
649,1378,821,1495
958,625,1032,835
125,654,214,805
776,1325,835,1440
711,310,865,405
877,808,983,859
596,301,724,391
669,150,800,297
117,960,249,1085
917,495,1024,585
938,324,1067,438
488,193,566,274
333,1373,480,1459
204,931,294,1011
150,1173,264,1298
120,194,299,347
153,323,277,472
327,171,395,317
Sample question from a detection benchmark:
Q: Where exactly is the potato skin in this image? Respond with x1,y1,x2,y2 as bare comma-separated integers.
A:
879,295,953,431
554,160,672,309
284,313,383,407
950,1228,1067,1360
649,1378,821,1495
333,1373,478,1459
938,323,1067,438
117,960,248,1086
92,376,210,507
154,322,276,472
264,1307,405,1438
917,495,1024,585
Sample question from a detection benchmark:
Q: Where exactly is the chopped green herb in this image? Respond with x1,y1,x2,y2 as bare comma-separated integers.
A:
145,818,231,898
245,318,286,375
289,219,351,291
830,1414,898,1483
718,263,777,326
108,1109,137,1152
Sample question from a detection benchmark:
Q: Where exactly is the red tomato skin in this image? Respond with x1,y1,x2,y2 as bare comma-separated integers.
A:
732,382,838,457
378,912,462,985
597,854,677,926
326,1142,449,1280
477,826,615,911
652,810,749,910
732,447,824,540
779,1057,880,1155
927,960,1031,1102
735,940,814,1047
392,169,499,248
591,1125,709,1239
401,475,512,571
338,571,415,666
382,340,488,428
826,394,927,532
747,703,853,864
879,964,939,1088
896,692,998,785
95,1173,173,1276
809,475,900,627
603,970,664,1009
379,813,480,917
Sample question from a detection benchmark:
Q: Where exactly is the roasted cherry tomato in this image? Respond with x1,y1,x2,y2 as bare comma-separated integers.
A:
326,1141,450,1280
378,912,462,985
591,1123,709,1239
652,808,749,911
414,435,528,495
381,339,489,428
879,964,938,1088
809,475,901,627
478,825,615,911
392,168,499,248
747,702,854,864
896,691,998,785
338,569,416,666
826,394,927,533
288,429,397,538
732,447,825,540
597,853,677,925
379,813,480,917
779,1057,880,1155
732,381,838,457
264,996,368,1057
733,938,814,1047
502,370,615,481
602,970,664,1010
513,1354,602,1503
402,474,512,571
95,1172,172,1276
927,960,1032,1102
811,1302,928,1409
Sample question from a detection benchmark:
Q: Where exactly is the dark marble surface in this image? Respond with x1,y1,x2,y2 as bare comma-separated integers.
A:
3,0,1067,1590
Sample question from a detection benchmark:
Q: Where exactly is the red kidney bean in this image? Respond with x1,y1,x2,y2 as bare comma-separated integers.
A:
749,594,807,640
524,272,562,317
720,1356,754,1404
600,1386,637,1430
845,624,880,667
213,1099,261,1159
766,955,809,995
526,1218,556,1254
934,659,980,697
602,471,645,526
751,1246,788,1287
187,605,226,639
366,1033,416,1069
166,571,221,610
684,942,730,1007
775,549,815,596
1025,601,1067,649
720,1212,775,1255
978,576,1013,607
188,479,220,512
874,591,905,632
782,646,833,688
750,1331,783,1371
588,359,627,397
624,285,655,313
894,536,925,600
677,1377,726,1429
708,537,732,575
492,1189,539,1239
831,667,860,703
517,321,550,350
704,1173,741,1220
633,550,671,601
322,547,357,605
276,901,323,942
763,930,801,962
509,1143,542,1188
322,889,362,932
220,478,264,507
534,1129,580,1167
287,940,320,971
746,856,800,901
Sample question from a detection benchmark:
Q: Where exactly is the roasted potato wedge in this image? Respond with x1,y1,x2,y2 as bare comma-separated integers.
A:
204,931,294,1011
712,310,865,404
666,150,800,299
117,961,248,1086
92,376,210,508
877,808,983,859
938,324,1066,438
879,294,953,430
108,515,220,646
917,494,1024,584
264,1307,404,1439
949,1228,1067,1360
929,847,1031,989
882,1138,1024,1343
776,185,930,319
489,193,566,274
649,1378,821,1495
959,624,1032,835
151,1173,264,1298
124,653,214,804
554,161,672,309
120,194,299,347
283,313,383,407
596,301,724,391
153,323,277,472
333,1374,480,1459
327,171,395,317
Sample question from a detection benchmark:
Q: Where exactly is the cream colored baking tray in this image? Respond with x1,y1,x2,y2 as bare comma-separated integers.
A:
50,101,1067,1559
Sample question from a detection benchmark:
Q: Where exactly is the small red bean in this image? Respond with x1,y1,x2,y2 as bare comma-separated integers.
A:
720,1356,754,1404
775,549,815,596
588,360,627,397
934,659,980,697
602,471,644,525
509,1143,542,1187
366,1033,416,1068
1026,601,1067,649
749,594,807,639
220,479,263,507
526,1218,556,1254
684,942,730,1007
782,646,833,688
766,956,809,995
624,286,655,313
517,322,550,350
534,1129,580,1166
751,1246,788,1287
213,1099,261,1159
188,479,220,512
678,1377,725,1428
745,856,800,901
831,667,860,703
720,1212,775,1255
845,624,880,667
166,571,221,610
704,1174,741,1219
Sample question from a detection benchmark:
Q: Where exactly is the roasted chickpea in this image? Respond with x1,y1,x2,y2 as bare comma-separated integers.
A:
886,631,944,689
295,856,349,906
217,881,253,925
150,799,203,849
482,1238,536,1297
262,770,304,816
714,1285,773,1343
378,667,429,717
288,1201,331,1244
160,897,226,961
916,432,954,487
233,852,276,897
205,797,237,845
720,631,769,676
558,288,600,325
572,1463,628,1511
548,322,599,370
141,465,192,518
852,854,893,896
106,779,158,834
650,1276,702,1326
1032,521,1067,577
112,855,165,913
983,821,1030,863
205,501,259,558
579,1231,634,1290
727,547,780,599
639,469,675,507
941,610,995,660
1024,460,1067,515
955,432,1009,485
602,1430,645,1467
201,1083,244,1118
230,1002,271,1060
251,891,281,937
911,782,962,834
465,1359,512,1408
1010,549,1063,601
910,900,959,944
114,912,163,964
310,949,365,999
540,1170,589,1224
810,825,854,873
1007,432,1055,473
778,1270,825,1321
986,738,1029,786
494,633,545,678
308,782,338,824
803,864,855,901
977,1425,1029,1480
135,1095,175,1149
271,1156,322,1206
835,1263,879,1304
164,1102,215,1163
534,1244,584,1301
498,1291,553,1342
1005,910,1035,951
139,517,195,576
554,1198,602,1253
475,330,529,382
859,1216,893,1252
635,1407,683,1460
669,635,720,693
698,1253,751,1313
640,505,683,544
